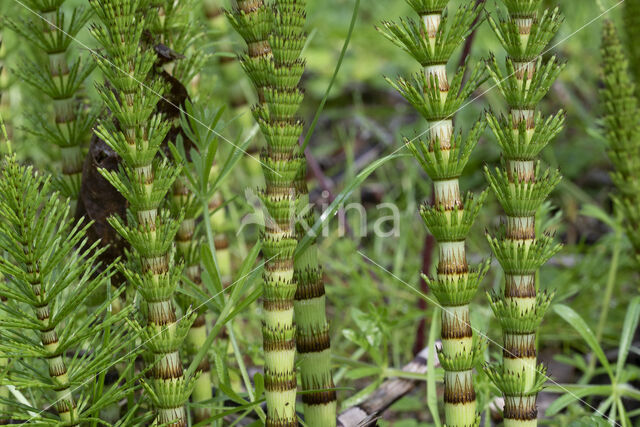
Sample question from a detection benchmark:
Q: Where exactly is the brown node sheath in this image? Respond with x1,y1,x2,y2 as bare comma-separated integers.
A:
264,299,295,311
443,377,476,404
441,312,473,339
153,354,184,379
264,373,297,392
294,270,325,300
503,334,536,358
263,336,296,352
302,388,337,405
503,396,537,420
437,255,469,275
504,274,536,298
296,328,330,353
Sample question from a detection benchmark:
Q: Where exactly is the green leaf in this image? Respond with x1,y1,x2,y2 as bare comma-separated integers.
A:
553,304,614,380
546,385,613,416
616,297,640,381
426,307,442,427
209,126,257,195
253,372,265,399
345,366,382,380
228,242,262,304
201,244,223,296
580,203,621,233
340,378,383,410
567,415,610,427
295,153,408,257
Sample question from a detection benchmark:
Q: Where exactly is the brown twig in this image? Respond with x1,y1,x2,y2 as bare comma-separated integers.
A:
336,346,437,427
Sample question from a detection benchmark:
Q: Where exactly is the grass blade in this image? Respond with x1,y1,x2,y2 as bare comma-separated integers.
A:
616,296,640,381
295,152,407,258
300,0,360,151
554,304,614,380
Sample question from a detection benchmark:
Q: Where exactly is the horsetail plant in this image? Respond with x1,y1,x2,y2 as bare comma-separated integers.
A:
0,152,139,425
89,0,196,424
600,20,640,266
226,0,309,424
484,1,565,425
294,163,337,426
148,1,216,421
378,1,489,425
7,0,95,208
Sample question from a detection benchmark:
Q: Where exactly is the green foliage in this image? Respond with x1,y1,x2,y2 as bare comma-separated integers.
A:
486,110,565,161
419,190,487,241
89,0,194,423
599,19,640,263
408,118,487,181
386,62,486,121
484,162,561,217
377,2,483,67
486,54,565,110
7,0,95,201
484,1,565,420
0,155,138,424
488,7,563,62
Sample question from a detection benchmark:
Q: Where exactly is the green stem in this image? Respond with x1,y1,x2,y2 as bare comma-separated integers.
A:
586,219,622,378
294,177,336,427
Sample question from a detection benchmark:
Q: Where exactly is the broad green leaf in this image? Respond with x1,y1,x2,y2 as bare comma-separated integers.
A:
616,297,640,381
554,304,614,380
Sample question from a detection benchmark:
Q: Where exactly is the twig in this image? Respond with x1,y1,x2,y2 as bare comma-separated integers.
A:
336,346,438,427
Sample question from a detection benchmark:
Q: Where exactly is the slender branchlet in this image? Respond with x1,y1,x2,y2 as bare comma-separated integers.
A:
0,155,138,425
294,165,336,426
6,0,95,209
600,20,640,265
226,0,308,424
378,1,488,425
89,1,196,425
483,1,565,425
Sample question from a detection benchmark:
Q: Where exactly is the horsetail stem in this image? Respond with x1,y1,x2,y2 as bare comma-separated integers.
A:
89,1,196,424
150,1,215,421
484,1,565,425
7,0,95,208
378,0,489,425
600,20,640,267
294,165,336,426
227,0,308,424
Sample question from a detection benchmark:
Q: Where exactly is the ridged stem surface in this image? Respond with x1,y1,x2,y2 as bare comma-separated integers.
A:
294,170,336,426
89,1,194,424
227,0,309,424
378,1,488,425
484,1,565,424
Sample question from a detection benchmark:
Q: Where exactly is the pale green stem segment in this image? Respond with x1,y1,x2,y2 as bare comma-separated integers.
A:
36,285,78,423
173,174,214,424
89,1,195,424
294,183,336,427
485,4,564,425
422,12,479,426
42,10,84,206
